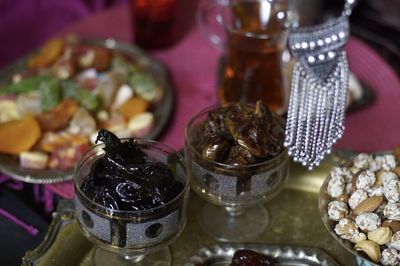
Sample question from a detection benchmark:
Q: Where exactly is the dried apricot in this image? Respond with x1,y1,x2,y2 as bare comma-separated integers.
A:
28,38,65,68
117,97,149,120
0,115,41,155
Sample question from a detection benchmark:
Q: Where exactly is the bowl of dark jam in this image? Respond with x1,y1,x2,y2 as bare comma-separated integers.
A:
74,129,189,265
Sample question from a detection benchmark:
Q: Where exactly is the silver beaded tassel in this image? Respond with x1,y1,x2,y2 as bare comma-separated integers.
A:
284,15,351,169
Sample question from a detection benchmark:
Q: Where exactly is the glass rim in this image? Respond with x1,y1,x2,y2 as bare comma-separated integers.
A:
184,104,288,170
73,138,189,215
222,0,295,38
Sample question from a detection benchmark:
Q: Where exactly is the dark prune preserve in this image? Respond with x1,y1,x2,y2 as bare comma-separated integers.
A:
80,129,184,211
231,249,275,266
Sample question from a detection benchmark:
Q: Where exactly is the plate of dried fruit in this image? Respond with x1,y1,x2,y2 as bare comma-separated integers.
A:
0,37,173,183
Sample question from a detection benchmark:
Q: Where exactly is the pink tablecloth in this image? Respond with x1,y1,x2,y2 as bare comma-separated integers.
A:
47,4,399,199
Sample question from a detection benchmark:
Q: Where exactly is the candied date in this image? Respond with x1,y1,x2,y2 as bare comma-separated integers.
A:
81,129,184,211
194,101,284,165
231,250,275,266
196,133,230,162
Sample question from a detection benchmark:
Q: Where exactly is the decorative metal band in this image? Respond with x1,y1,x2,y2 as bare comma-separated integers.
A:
75,197,180,248
190,158,288,198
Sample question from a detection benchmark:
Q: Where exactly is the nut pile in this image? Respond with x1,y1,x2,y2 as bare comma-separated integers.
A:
326,152,400,265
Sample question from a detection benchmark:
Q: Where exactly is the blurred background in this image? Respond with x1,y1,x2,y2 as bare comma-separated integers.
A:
0,0,399,73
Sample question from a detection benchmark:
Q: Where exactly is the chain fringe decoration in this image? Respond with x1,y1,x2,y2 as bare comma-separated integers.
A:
283,0,356,169
284,51,349,169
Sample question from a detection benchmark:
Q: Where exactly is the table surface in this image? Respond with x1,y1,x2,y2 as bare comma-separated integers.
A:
0,2,399,265
22,158,356,266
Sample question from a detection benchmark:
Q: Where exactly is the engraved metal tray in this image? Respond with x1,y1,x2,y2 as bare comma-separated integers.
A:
184,243,340,265
0,38,174,184
22,157,357,266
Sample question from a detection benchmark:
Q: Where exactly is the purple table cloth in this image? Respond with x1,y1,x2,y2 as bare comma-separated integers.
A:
3,3,399,199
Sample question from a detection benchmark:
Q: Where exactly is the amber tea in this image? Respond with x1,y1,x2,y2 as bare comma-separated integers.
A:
218,0,288,112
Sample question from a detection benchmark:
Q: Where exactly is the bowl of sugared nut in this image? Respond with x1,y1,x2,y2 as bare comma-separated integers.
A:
319,149,400,266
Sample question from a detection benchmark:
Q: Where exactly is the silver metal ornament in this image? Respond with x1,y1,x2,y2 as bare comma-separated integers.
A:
284,1,356,169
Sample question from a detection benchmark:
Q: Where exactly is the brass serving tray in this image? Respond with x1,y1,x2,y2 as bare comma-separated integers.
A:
0,38,174,184
22,157,356,266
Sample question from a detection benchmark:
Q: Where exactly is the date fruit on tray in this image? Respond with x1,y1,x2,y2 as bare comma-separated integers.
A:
231,249,275,266
0,38,162,171
81,129,183,211
193,101,284,166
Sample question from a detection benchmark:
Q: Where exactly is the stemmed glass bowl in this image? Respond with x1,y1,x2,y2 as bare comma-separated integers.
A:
184,105,289,242
74,139,189,266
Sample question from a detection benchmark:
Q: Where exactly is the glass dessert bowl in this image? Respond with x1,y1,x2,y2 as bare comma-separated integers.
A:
184,102,289,241
74,130,189,266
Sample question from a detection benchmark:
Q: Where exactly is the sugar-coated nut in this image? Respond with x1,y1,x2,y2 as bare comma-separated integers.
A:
335,218,359,240
355,213,381,232
369,157,382,172
387,231,400,251
381,171,398,185
349,189,368,210
330,166,353,183
381,248,399,266
381,154,397,171
355,240,381,263
328,201,348,221
353,153,373,170
327,176,345,198
349,232,367,243
383,179,400,202
384,202,400,221
367,227,392,245
368,186,383,197
356,170,376,190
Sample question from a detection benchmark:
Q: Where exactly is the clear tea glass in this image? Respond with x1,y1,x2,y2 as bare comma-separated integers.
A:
198,0,298,113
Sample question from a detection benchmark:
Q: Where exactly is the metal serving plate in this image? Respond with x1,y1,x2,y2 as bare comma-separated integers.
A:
185,243,340,266
0,38,174,184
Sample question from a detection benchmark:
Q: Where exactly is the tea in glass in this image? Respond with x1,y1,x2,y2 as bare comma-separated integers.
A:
219,0,288,112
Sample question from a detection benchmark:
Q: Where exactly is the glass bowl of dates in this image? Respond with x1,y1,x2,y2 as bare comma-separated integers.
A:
74,129,189,265
319,149,400,266
184,101,289,242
